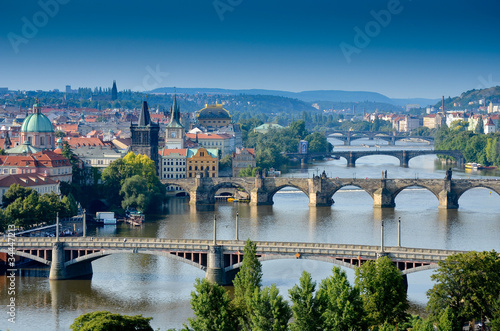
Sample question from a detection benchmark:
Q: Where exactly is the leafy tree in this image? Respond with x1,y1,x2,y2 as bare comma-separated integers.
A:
290,120,308,139
219,154,232,170
233,239,263,329
427,250,500,327
238,165,261,177
186,278,233,331
2,184,33,208
70,311,153,331
438,307,459,331
304,132,333,153
120,175,153,212
249,284,291,331
355,256,409,327
102,152,165,212
288,271,320,331
317,267,367,330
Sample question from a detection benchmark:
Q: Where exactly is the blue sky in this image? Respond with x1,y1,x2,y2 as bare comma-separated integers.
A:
1,0,499,98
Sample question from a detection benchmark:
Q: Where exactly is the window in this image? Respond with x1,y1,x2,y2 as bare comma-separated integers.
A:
212,166,215,171
189,166,192,170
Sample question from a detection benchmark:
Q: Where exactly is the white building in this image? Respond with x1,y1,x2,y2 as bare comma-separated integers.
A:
185,132,234,157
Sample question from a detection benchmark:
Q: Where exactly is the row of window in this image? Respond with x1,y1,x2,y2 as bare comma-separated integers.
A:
163,167,185,172
163,174,186,179
188,172,215,177
163,160,186,166
189,166,216,171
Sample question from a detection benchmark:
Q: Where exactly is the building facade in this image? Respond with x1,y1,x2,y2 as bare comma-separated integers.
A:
186,148,218,178
185,133,234,157
196,104,231,129
165,95,185,149
232,148,256,177
19,103,55,150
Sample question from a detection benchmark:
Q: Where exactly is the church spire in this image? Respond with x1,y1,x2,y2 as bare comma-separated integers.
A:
167,94,183,128
138,101,151,126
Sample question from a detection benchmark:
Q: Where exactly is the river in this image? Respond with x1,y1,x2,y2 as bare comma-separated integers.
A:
2,138,500,330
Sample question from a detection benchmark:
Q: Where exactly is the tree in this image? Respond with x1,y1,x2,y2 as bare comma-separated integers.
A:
316,267,367,330
186,278,233,331
2,184,33,208
102,152,165,212
70,311,153,331
288,271,320,331
219,154,232,170
438,307,459,331
427,250,500,327
233,239,263,329
355,256,409,327
475,116,484,134
249,284,291,331
120,175,153,212
304,132,333,153
290,120,308,139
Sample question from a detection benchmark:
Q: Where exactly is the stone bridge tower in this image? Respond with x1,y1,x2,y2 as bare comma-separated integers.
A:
130,101,160,168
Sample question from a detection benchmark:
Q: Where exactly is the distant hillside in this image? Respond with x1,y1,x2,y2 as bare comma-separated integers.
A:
149,87,438,106
437,86,500,110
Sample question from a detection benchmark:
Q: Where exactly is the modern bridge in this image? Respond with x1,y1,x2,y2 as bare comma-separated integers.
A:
161,175,499,209
325,130,435,146
0,237,467,284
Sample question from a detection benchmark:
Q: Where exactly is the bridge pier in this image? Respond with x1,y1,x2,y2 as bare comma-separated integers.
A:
205,245,227,285
347,152,355,167
308,177,333,207
373,180,395,208
401,151,409,168
49,242,93,280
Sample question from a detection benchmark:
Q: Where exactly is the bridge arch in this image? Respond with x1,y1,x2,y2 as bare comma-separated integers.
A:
456,185,500,204
208,181,252,201
267,184,310,202
64,249,207,271
330,183,375,201
162,181,192,195
0,249,51,265
393,185,440,206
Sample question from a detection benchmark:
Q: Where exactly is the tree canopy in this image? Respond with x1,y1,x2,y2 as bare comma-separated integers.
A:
70,311,153,331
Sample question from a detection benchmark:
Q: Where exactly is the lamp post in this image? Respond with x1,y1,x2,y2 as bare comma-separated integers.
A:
397,217,401,247
56,212,59,241
235,212,239,241
83,209,86,238
213,215,217,245
380,220,384,252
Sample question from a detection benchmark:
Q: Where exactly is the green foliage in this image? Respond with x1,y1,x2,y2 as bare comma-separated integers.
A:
290,120,308,139
288,271,320,331
437,307,459,331
475,116,484,134
304,132,333,153
233,239,263,329
102,152,165,212
1,186,77,228
426,250,500,327
316,267,367,330
355,256,409,327
249,284,291,331
238,165,261,177
186,278,233,331
70,311,153,331
2,184,32,208
219,154,232,170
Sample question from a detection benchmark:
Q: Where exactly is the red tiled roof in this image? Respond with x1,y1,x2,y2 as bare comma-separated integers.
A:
63,137,107,148
159,148,187,156
186,133,232,140
0,174,58,188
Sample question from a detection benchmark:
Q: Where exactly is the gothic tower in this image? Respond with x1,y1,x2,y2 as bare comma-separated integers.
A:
111,80,118,101
130,101,160,168
165,95,185,149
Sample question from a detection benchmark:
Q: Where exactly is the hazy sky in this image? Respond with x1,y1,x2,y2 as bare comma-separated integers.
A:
1,0,499,98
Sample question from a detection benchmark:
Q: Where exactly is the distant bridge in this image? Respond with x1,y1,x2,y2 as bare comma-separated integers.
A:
330,149,464,167
325,130,435,146
0,237,467,284
161,175,497,209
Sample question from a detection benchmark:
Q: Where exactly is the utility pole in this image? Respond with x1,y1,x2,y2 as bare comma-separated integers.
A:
235,212,239,241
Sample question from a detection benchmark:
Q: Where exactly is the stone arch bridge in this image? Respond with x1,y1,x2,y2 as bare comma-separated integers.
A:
330,149,464,167
162,176,500,209
1,237,467,285
325,130,435,146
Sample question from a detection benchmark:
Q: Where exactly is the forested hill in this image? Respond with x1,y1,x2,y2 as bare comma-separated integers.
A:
438,86,500,110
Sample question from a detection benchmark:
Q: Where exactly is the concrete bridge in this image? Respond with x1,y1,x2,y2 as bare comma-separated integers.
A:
330,149,464,167
325,130,435,146
161,176,499,209
0,237,467,284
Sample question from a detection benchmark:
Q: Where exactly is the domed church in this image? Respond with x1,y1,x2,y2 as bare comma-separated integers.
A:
19,102,55,149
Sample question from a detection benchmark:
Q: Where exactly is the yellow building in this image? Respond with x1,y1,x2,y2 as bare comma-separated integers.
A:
186,148,218,178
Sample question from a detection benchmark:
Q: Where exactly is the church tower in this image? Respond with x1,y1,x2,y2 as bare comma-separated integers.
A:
165,95,185,149
111,80,118,101
130,101,160,168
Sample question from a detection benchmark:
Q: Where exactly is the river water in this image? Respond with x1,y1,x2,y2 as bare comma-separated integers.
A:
2,138,500,330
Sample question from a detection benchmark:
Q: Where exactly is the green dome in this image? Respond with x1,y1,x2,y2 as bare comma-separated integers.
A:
20,113,54,133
